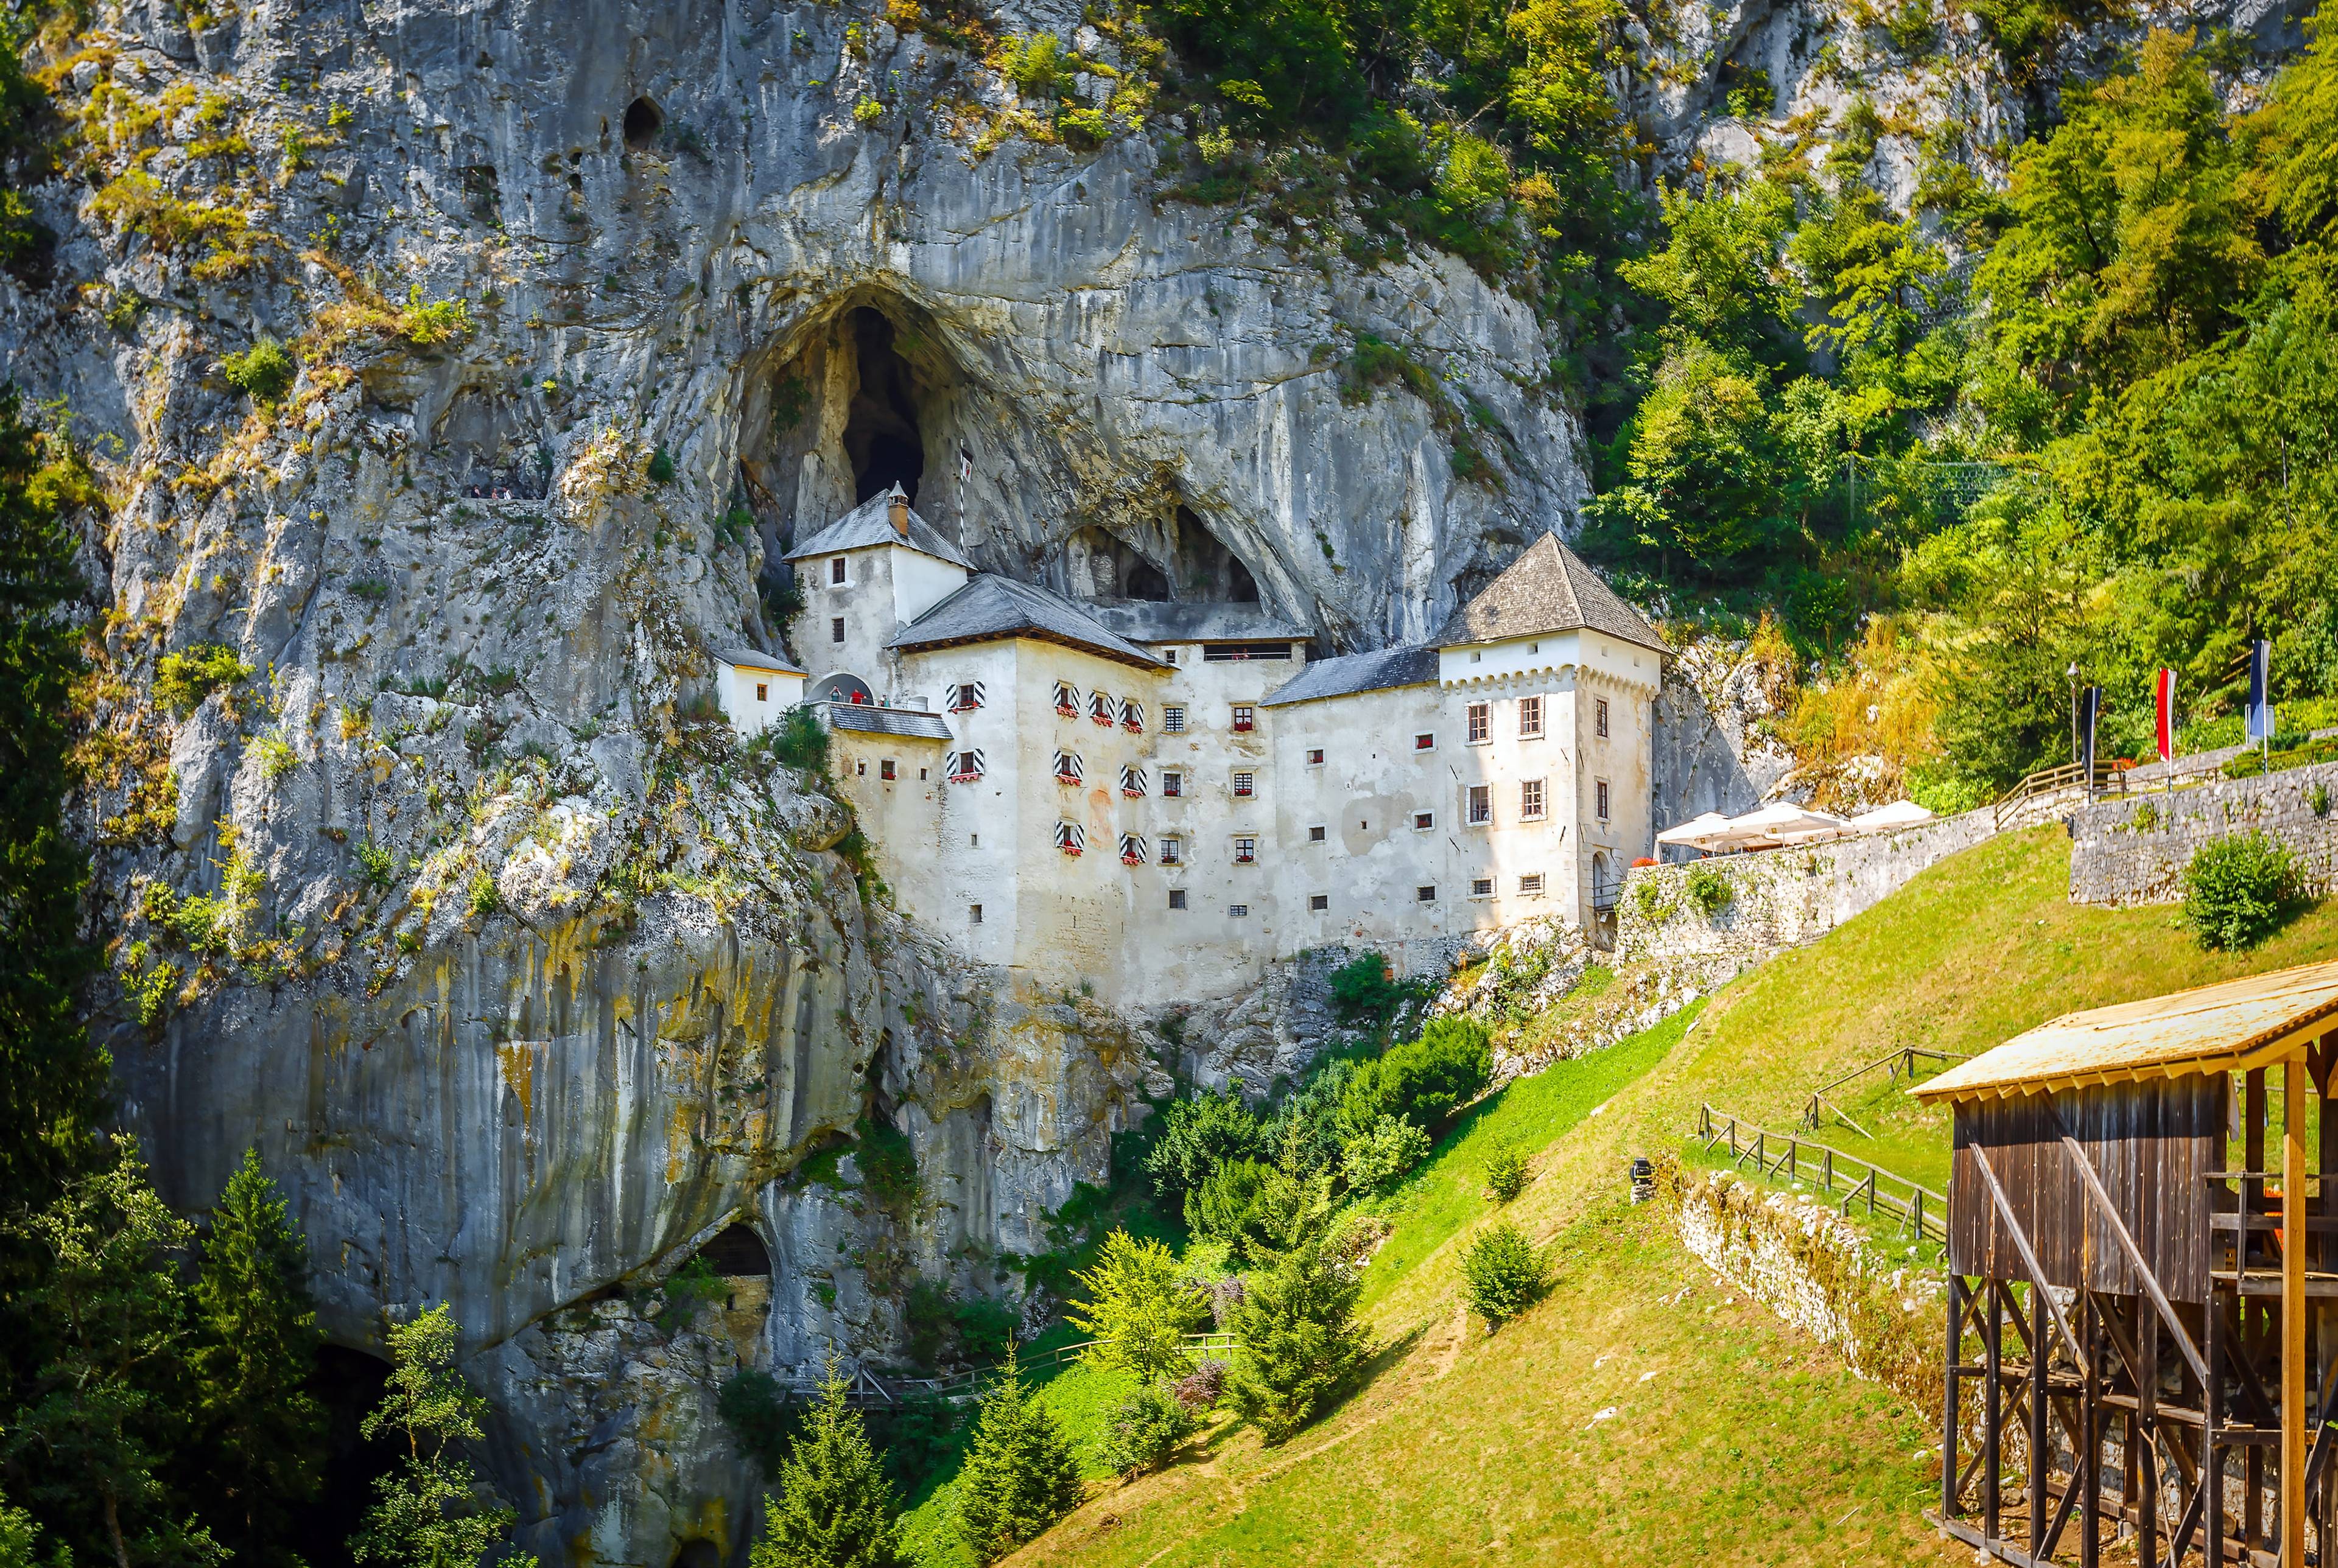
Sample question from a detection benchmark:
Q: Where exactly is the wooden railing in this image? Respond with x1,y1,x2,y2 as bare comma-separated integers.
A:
1799,1045,1970,1137
1990,760,2129,830
793,1332,1241,1407
1694,1103,1948,1246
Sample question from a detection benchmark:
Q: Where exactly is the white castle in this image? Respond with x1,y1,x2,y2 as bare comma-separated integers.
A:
715,486,1666,1010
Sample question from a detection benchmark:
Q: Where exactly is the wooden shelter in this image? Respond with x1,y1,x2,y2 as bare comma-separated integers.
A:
1912,960,2338,1568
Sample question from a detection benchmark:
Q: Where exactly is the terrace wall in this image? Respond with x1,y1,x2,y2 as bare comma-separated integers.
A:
2068,760,2338,907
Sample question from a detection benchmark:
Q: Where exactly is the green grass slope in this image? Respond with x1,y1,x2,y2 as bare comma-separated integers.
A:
995,826,2338,1566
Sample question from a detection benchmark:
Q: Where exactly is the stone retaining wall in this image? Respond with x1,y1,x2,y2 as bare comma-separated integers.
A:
1616,809,1998,965
2069,760,2338,907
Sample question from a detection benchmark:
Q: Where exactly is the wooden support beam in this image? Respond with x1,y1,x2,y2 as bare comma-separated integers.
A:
1946,1275,1967,1521
1970,1141,2087,1362
2046,1104,2211,1385
2283,1053,2307,1568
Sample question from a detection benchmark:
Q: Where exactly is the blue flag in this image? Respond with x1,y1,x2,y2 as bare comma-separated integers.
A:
2247,639,2275,744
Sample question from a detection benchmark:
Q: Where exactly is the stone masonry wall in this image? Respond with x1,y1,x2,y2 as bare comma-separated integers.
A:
1615,810,1998,966
2069,761,2338,907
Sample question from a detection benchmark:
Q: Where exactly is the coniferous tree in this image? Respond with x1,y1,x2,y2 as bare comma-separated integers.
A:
747,1358,907,1568
190,1149,325,1568
952,1348,1083,1564
0,385,103,1202
1225,1242,1368,1444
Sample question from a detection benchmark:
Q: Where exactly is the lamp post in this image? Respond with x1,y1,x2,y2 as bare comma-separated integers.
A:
2068,662,2080,768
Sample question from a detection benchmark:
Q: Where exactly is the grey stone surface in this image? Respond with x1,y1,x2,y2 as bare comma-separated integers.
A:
2070,762,2338,907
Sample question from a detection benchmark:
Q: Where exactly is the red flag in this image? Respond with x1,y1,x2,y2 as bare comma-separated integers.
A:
2156,668,2176,761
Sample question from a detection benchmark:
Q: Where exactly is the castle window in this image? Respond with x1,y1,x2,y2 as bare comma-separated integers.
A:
1414,732,1434,751
755,682,768,702
1595,698,1610,738
1416,885,1437,903
1121,698,1144,732
1310,894,1329,912
1053,682,1080,717
1308,824,1325,843
1518,696,1543,738
1230,705,1255,733
1160,836,1182,865
1467,702,1489,744
1055,821,1086,855
1520,779,1544,821
1233,836,1257,864
1467,785,1490,825
1162,771,1183,798
1413,811,1433,830
1470,877,1494,898
949,749,985,782
949,682,985,712
1090,691,1117,727
1306,748,1324,766
1232,771,1255,799
1052,751,1084,785
1118,833,1148,865
829,557,847,586
1120,765,1147,797
1169,889,1187,909
880,758,897,782
1596,779,1611,819
1520,873,1545,897
1163,705,1186,734
919,767,928,780
1228,903,1249,917
1204,642,1293,662
855,761,866,777
831,617,846,645
970,903,983,924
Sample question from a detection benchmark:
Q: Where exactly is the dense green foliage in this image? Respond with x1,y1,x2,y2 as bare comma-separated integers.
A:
1482,1145,1530,1203
1459,1220,1550,1328
953,1351,1085,1563
1065,1230,1209,1382
749,1362,910,1568
1092,1382,1198,1479
220,338,293,404
2182,831,2303,950
1143,1088,1269,1204
1224,1242,1368,1443
351,1306,528,1568
1339,1017,1492,1133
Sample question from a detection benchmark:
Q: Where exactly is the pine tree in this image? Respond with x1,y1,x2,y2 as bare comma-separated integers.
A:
351,1305,526,1568
953,1348,1083,1564
191,1149,325,1568
747,1358,907,1568
1225,1241,1368,1444
0,387,104,1201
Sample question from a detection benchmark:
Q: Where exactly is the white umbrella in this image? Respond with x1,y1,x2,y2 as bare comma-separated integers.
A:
1655,811,1735,848
1847,800,1936,833
1724,802,1853,849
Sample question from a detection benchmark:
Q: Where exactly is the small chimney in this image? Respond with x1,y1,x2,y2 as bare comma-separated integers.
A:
887,484,909,538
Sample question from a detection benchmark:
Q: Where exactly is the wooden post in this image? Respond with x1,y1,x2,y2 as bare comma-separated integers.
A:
2210,1283,2226,1568
1823,1147,1834,1194
2082,1287,2102,1568
1945,1274,1966,1520
1987,1280,2005,1542
2140,1294,2160,1568
2284,1053,2308,1568
2033,1280,2051,1555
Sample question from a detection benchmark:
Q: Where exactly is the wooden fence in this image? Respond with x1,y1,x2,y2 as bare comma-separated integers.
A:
793,1332,1242,1407
1800,1045,1969,1136
1694,1103,1948,1246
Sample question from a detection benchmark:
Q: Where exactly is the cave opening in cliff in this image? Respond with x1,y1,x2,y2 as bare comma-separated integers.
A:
290,1346,399,1568
1067,505,1262,604
843,306,926,503
622,96,663,150
697,1222,771,1278
670,1543,720,1568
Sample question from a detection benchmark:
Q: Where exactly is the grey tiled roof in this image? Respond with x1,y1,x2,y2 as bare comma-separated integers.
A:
781,490,975,571
1261,645,1439,707
1086,601,1310,645
826,703,953,741
1434,533,1666,654
886,575,1166,670
714,645,806,674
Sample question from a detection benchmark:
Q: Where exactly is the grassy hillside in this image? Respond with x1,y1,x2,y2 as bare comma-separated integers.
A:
988,826,2338,1566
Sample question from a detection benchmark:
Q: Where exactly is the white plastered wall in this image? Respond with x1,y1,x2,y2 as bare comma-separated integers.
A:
715,662,805,739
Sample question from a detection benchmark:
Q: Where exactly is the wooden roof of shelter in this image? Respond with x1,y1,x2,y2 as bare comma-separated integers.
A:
1912,959,2338,1102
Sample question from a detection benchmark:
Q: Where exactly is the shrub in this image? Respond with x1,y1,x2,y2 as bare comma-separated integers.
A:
657,1255,728,1329
155,642,251,716
1226,1242,1367,1444
1631,876,1673,922
253,732,299,782
952,1294,1019,1363
1185,1156,1273,1261
1067,1229,1209,1382
398,286,471,345
2182,831,2301,951
854,96,885,125
1341,1017,1492,1135
955,1349,1084,1563
1145,1087,1268,1201
356,841,396,887
761,705,830,773
1094,1381,1199,1479
856,1115,918,1208
221,336,295,402
1682,863,1735,918
466,870,501,921
1326,950,1401,1023
1171,1357,1227,1411
646,446,676,483
1484,1145,1531,1202
718,1370,802,1478
1461,1220,1550,1329
1338,1113,1429,1194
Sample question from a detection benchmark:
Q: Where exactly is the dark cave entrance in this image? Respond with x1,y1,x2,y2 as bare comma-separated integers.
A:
290,1346,400,1568
623,96,664,150
669,1542,721,1568
697,1222,771,1278
843,307,925,504
1065,504,1262,604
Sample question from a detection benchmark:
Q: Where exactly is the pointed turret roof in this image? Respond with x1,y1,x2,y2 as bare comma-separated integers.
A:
782,486,975,570
1434,533,1665,655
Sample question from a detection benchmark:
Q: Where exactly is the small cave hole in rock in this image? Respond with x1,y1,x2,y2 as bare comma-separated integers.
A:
622,96,664,150
843,306,925,503
291,1346,399,1568
670,1542,721,1568
1066,506,1262,604
698,1222,771,1278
